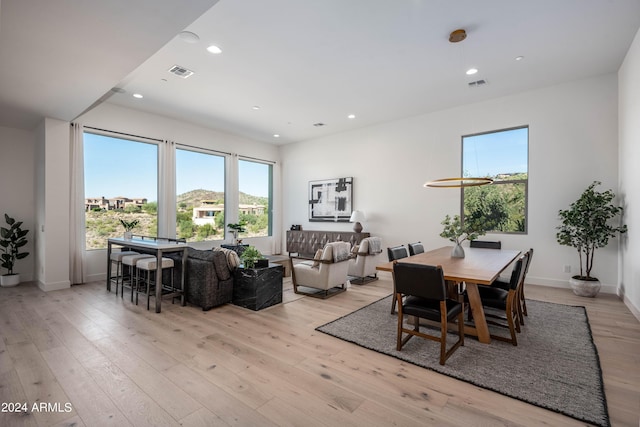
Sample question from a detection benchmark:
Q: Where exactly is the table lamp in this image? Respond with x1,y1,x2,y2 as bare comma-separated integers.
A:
349,210,366,233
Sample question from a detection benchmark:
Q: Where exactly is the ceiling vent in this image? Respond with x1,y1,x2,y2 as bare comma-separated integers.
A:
468,79,487,87
313,122,326,127
168,65,194,79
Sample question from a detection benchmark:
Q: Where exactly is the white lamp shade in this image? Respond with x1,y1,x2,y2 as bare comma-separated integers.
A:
349,210,366,223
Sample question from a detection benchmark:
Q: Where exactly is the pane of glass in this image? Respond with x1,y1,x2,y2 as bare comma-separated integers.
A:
176,149,225,242
462,127,528,233
463,182,527,233
238,160,272,238
463,127,528,181
84,133,158,250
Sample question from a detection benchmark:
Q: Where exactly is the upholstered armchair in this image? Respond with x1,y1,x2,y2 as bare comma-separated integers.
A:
348,236,383,284
291,241,352,298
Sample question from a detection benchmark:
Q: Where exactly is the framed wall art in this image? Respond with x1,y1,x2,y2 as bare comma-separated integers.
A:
308,177,353,222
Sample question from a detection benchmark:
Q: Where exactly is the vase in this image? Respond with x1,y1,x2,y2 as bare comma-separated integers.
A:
451,243,465,258
0,274,20,287
124,231,133,240
570,276,601,297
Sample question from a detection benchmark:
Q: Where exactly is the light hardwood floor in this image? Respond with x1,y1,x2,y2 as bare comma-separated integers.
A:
1,273,638,427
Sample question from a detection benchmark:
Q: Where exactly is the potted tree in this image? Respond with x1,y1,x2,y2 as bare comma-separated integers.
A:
556,181,627,297
1,214,30,287
440,214,485,258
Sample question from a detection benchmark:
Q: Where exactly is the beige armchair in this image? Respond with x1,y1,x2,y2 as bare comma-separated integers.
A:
291,241,351,298
348,236,383,284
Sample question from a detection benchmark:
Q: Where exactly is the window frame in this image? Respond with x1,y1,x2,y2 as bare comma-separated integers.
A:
460,125,529,235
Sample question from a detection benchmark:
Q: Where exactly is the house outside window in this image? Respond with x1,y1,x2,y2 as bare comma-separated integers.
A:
176,148,225,242
84,132,158,249
461,126,529,234
238,159,272,238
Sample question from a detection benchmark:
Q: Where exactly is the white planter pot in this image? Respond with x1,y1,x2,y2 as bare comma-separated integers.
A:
570,276,601,297
124,231,133,240
0,274,20,287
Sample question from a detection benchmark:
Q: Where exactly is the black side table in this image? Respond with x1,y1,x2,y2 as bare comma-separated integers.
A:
232,264,283,310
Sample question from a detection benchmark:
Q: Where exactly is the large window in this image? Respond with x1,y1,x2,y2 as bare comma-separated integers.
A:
84,133,158,249
462,126,528,233
176,148,225,242
238,159,272,237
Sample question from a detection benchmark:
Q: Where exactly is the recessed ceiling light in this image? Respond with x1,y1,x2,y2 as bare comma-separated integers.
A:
178,31,200,44
515,56,524,61
348,114,356,119
273,134,280,138
466,68,478,75
133,93,143,99
206,45,222,54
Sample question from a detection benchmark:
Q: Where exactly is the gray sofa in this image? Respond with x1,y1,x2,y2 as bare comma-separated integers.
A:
135,247,234,311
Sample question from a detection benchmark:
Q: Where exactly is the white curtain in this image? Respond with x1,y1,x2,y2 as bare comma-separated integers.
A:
226,153,240,242
158,140,176,238
271,161,282,254
69,123,86,284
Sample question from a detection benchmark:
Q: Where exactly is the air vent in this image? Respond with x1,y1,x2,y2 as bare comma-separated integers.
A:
313,122,326,127
168,65,194,79
468,79,487,87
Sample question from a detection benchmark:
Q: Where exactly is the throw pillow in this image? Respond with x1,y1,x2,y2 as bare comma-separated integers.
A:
312,249,324,268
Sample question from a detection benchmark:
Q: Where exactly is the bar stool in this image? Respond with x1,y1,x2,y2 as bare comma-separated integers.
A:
109,250,139,294
120,253,155,301
135,257,175,310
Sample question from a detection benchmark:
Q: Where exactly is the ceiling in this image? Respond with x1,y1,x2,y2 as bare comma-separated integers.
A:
2,1,640,145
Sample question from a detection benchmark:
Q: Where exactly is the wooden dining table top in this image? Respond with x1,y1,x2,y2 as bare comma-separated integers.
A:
376,246,521,285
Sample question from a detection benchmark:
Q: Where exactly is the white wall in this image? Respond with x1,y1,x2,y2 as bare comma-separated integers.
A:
78,103,281,281
280,74,621,292
619,27,640,317
0,125,36,282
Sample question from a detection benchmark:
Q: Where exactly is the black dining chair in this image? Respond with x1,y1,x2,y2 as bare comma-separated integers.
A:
492,248,534,325
471,252,528,346
393,262,465,365
407,242,425,256
470,240,502,249
387,245,409,314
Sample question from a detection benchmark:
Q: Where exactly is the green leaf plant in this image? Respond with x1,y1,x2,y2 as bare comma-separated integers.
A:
0,214,30,275
440,214,485,245
556,181,627,280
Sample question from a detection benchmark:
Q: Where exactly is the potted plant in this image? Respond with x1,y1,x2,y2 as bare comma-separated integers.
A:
240,246,266,268
556,181,627,297
120,219,139,240
227,221,247,245
440,214,485,258
1,214,30,287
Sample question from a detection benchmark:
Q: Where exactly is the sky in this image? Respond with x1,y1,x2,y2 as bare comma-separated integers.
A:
84,133,270,202
462,127,528,177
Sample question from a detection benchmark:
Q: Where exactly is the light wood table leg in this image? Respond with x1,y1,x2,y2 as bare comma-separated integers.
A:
464,282,491,344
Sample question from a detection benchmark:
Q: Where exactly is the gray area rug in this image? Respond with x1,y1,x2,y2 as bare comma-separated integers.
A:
316,296,609,427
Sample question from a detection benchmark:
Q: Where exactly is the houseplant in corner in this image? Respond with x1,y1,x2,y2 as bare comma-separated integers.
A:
440,214,485,258
556,181,627,297
1,214,30,287
120,219,139,240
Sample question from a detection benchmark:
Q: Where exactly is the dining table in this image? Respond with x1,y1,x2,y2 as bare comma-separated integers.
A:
376,246,521,344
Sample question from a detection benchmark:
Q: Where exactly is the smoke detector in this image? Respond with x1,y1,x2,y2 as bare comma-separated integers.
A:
168,65,194,79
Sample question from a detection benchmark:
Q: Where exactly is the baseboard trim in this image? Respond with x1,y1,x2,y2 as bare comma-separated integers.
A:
38,280,71,292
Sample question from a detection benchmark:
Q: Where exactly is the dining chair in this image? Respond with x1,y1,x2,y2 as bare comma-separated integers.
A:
492,248,533,324
470,240,502,249
387,245,409,314
393,262,465,365
471,252,528,346
407,242,425,256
